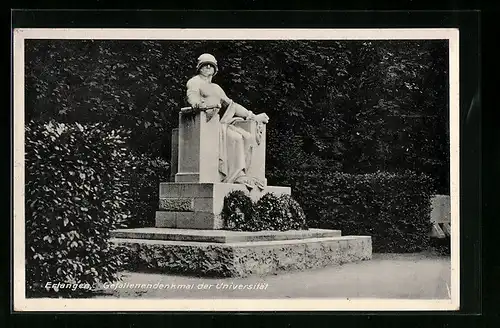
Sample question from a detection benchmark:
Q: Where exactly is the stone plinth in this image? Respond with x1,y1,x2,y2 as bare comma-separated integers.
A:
156,183,290,229
111,230,372,278
174,111,267,185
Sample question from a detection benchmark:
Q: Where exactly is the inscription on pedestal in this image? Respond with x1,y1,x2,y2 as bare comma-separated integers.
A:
159,198,194,212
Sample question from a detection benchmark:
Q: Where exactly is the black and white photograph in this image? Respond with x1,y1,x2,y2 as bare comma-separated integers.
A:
13,28,460,311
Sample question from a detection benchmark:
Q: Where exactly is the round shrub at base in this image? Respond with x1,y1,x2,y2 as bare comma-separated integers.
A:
25,120,133,297
254,193,284,230
278,194,308,230
222,191,308,232
221,191,255,231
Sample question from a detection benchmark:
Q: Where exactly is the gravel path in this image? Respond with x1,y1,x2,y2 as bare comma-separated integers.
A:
94,253,451,299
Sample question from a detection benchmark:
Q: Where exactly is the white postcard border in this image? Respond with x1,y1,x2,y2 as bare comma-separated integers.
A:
12,28,460,312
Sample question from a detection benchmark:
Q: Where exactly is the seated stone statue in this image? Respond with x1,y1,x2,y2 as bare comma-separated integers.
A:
185,53,269,189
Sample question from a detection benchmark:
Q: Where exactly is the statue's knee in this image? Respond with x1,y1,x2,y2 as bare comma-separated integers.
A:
228,130,244,144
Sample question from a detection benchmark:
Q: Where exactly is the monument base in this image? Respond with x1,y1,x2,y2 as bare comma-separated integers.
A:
156,182,290,230
111,228,372,277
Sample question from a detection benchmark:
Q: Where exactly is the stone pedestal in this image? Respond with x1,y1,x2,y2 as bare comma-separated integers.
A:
156,183,290,229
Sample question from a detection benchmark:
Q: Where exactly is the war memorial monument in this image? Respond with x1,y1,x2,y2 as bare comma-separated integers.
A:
110,54,372,277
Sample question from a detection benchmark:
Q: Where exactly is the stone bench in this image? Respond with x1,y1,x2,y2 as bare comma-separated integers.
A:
430,195,451,239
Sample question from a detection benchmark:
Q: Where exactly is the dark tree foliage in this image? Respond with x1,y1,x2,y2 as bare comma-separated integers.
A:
25,39,449,193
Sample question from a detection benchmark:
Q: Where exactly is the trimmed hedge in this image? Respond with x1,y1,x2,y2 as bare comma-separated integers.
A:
25,121,132,297
221,191,308,231
286,170,435,253
25,121,169,297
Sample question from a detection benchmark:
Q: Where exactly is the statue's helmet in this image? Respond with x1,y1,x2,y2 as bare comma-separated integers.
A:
196,53,218,76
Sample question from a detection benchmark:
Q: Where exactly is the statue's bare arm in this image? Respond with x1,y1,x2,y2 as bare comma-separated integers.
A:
215,84,255,118
216,84,269,123
186,78,203,108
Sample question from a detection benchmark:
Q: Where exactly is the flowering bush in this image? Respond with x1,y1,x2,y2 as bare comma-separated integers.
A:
221,191,308,231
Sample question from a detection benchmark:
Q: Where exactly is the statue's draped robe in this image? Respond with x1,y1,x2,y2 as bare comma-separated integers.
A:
186,75,264,188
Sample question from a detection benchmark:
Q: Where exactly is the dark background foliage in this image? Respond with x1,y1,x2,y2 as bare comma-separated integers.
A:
25,39,449,194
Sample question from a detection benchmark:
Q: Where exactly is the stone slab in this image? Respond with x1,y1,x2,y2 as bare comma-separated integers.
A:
157,197,212,213
159,183,215,198
112,235,372,277
154,212,176,228
111,228,342,243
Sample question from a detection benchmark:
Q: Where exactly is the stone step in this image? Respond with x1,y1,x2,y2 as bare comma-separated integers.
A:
111,235,372,277
110,228,342,244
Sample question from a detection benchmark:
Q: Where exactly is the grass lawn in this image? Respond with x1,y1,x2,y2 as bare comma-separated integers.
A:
93,252,451,299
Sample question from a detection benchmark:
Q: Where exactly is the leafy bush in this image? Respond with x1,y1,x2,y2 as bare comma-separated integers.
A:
290,170,435,253
221,191,255,231
278,194,308,230
253,193,283,231
221,191,308,231
25,121,134,297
